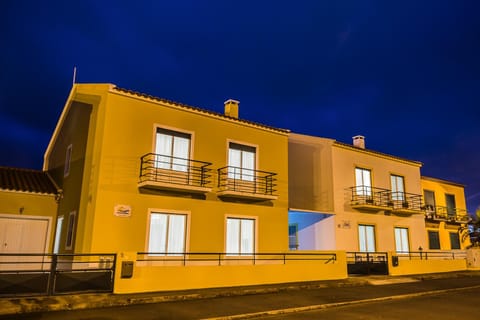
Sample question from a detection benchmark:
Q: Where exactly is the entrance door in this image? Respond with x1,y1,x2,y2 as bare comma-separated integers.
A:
0,215,50,270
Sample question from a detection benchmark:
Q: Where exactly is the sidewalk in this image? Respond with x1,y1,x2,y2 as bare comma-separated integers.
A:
2,270,480,317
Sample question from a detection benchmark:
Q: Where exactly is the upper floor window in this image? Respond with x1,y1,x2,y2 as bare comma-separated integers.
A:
228,142,256,181
423,190,436,210
155,128,191,172
390,175,405,201
445,194,456,216
355,167,371,196
64,144,72,177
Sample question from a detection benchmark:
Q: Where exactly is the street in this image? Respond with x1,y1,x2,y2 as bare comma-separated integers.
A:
2,275,480,320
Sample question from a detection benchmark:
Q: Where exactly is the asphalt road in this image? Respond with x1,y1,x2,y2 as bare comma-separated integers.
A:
2,275,480,320
263,287,479,319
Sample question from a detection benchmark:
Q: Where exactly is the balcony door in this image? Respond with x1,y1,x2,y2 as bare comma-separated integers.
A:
155,128,191,172
445,194,456,217
355,168,372,196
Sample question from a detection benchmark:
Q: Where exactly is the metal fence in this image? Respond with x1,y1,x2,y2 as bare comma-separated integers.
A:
136,252,336,266
395,250,466,260
0,253,116,296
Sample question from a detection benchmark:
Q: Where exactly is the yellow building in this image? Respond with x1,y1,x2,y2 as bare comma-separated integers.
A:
0,167,59,256
421,176,471,250
44,84,290,255
289,134,427,253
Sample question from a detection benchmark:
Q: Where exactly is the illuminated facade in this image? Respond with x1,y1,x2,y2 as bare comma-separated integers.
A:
288,133,428,253
421,176,471,250
43,84,289,255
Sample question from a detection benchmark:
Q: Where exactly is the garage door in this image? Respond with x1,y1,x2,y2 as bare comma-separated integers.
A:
0,215,50,270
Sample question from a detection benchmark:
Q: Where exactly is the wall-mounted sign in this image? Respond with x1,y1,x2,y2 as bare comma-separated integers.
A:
114,204,132,217
337,220,351,229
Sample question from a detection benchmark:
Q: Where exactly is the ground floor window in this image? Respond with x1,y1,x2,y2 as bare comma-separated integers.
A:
358,224,375,252
449,232,460,249
394,227,409,253
148,212,186,255
289,224,298,250
54,216,64,254
428,230,440,249
226,217,255,255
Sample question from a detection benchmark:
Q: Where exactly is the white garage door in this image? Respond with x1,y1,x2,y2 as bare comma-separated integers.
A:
0,215,50,270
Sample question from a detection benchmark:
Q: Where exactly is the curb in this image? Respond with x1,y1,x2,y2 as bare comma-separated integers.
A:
202,284,480,319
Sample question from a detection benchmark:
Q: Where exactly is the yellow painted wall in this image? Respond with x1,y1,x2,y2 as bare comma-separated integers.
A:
388,252,467,276
114,251,347,293
60,85,289,254
421,177,470,249
0,191,57,251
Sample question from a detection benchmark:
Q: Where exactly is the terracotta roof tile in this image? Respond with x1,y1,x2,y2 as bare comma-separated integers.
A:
0,167,58,195
112,86,290,134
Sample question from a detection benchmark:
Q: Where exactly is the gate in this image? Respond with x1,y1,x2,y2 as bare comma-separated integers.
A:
0,253,116,296
347,252,388,275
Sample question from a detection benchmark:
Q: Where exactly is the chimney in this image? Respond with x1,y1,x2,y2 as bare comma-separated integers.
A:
224,99,239,119
352,135,365,149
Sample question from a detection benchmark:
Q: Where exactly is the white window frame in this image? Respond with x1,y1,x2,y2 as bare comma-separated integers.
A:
147,210,189,256
225,216,256,256
65,211,76,250
154,126,193,172
394,227,409,253
355,167,372,196
228,141,257,181
391,174,405,201
358,224,375,252
64,144,72,177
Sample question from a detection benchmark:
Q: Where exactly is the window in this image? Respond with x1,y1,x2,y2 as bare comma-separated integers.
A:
358,224,375,252
424,190,436,211
449,232,460,249
226,218,255,255
228,143,256,181
289,224,299,250
428,230,440,249
65,211,76,250
155,128,191,172
64,144,72,177
53,216,64,254
355,168,372,196
445,194,456,217
390,175,405,201
148,212,186,255
394,227,409,253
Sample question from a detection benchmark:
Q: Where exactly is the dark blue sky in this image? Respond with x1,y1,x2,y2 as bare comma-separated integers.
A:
1,1,479,213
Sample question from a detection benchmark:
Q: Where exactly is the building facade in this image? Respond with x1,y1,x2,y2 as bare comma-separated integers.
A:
289,133,428,253
44,84,290,255
421,176,471,250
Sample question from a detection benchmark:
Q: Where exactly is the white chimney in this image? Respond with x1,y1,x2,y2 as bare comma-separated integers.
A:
224,99,239,118
353,135,365,149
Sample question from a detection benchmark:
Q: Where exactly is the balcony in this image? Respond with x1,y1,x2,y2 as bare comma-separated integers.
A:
424,206,471,224
217,166,278,201
138,153,212,194
348,186,423,215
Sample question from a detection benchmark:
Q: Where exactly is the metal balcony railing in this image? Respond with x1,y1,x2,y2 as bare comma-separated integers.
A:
348,185,423,213
138,153,212,190
424,205,471,223
217,166,277,198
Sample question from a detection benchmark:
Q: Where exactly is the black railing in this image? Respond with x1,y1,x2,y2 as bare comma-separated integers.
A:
137,252,336,265
139,153,212,188
424,205,471,223
0,253,116,296
395,250,466,260
217,166,277,196
348,186,423,212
